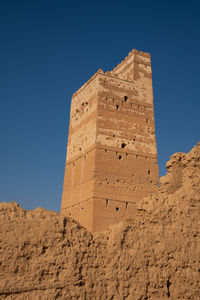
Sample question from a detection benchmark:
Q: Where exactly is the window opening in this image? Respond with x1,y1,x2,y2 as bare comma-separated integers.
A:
121,143,126,149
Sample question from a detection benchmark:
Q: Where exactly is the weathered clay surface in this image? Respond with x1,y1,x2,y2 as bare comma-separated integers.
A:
62,49,159,232
0,143,200,299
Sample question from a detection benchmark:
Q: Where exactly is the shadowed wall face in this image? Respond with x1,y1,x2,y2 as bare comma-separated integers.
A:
61,50,159,232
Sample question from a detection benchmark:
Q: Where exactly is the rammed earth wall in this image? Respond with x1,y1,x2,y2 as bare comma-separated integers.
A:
61,49,159,232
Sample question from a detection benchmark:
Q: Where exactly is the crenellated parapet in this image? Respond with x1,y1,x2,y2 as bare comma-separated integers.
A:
72,49,152,100
111,49,151,75
72,69,104,99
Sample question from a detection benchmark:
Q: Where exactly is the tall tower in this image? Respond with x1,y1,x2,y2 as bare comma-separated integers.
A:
61,49,159,232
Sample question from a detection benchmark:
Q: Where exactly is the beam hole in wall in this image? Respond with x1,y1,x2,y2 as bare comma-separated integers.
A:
146,118,148,123
148,170,151,175
124,96,128,102
106,199,108,207
126,202,128,209
121,143,126,149
116,104,119,110
81,207,84,211
118,155,122,160
116,207,119,212
105,149,107,154
69,212,71,216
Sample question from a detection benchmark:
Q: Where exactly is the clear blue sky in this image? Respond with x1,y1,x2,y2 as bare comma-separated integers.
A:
0,0,199,211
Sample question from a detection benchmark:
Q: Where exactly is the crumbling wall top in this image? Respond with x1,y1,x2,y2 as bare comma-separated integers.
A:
72,49,151,99
111,49,151,74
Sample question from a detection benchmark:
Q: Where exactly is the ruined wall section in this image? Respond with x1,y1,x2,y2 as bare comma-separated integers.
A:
95,74,156,155
92,73,158,231
62,77,99,226
66,76,99,161
111,50,153,107
111,49,152,82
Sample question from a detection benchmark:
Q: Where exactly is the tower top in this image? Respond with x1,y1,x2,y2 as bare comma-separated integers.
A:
72,49,151,99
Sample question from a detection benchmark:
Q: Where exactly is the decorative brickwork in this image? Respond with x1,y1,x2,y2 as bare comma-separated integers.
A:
61,49,159,232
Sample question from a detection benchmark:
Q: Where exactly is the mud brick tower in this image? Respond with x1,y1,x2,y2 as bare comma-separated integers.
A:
61,49,159,232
